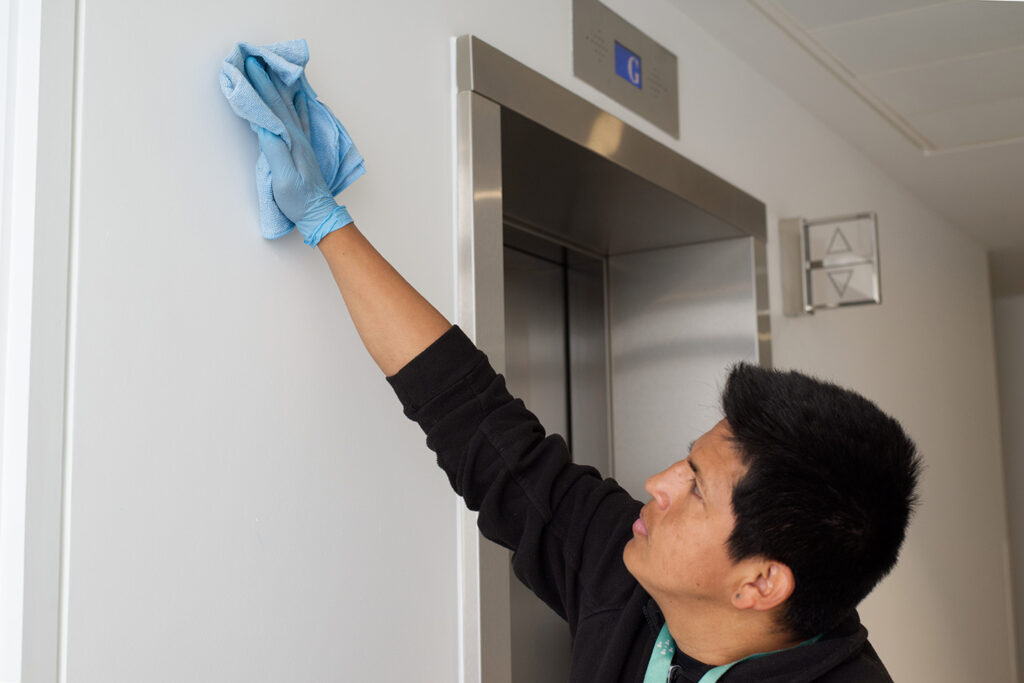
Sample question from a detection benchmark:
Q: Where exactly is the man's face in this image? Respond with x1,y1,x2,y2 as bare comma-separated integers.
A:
623,419,750,606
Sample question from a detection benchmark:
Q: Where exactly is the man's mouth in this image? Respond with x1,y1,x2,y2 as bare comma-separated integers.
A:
632,510,648,537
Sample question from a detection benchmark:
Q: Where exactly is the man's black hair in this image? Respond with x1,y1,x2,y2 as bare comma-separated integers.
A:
722,362,921,638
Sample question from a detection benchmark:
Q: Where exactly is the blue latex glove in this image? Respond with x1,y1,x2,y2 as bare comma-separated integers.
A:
244,56,353,246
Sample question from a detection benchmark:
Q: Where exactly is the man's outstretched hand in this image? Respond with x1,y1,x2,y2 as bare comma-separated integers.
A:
245,55,351,247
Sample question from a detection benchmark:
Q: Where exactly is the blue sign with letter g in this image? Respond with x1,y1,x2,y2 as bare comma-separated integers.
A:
614,42,642,89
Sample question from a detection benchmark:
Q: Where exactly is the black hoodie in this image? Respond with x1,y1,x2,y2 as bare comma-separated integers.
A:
388,326,894,682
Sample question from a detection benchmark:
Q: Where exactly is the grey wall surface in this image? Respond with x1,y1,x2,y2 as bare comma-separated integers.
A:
9,0,1013,680
994,293,1024,676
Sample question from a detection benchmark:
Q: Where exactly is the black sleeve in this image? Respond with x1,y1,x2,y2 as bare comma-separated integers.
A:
387,326,641,629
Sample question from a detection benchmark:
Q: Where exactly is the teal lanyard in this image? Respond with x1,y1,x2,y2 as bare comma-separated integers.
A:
643,622,822,683
642,623,677,683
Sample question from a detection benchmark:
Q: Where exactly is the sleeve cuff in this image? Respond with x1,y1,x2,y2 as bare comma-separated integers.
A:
386,325,488,412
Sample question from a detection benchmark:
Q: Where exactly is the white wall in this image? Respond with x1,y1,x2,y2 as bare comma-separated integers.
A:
995,293,1024,675
11,0,1013,681
61,2,467,681
2,0,76,679
0,0,20,677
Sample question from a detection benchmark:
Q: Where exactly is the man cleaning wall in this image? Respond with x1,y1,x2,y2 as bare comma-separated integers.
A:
226,46,920,683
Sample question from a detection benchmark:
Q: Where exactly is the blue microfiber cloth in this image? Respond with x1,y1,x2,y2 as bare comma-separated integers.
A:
220,39,365,239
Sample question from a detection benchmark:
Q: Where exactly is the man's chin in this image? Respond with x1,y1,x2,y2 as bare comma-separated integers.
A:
623,548,659,600
622,540,639,579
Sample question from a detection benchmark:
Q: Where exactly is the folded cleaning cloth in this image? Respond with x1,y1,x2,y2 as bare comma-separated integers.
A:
220,39,365,239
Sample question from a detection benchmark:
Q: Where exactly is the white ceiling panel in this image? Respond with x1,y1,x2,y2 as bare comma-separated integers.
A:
670,0,1024,292
811,1,1024,74
775,0,951,30
862,46,1024,116
912,96,1024,147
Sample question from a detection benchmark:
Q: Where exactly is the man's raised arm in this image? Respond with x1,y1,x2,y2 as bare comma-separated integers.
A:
317,225,451,376
243,55,450,375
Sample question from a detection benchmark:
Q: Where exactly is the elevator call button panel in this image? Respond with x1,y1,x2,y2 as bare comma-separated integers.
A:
573,0,679,137
780,213,882,315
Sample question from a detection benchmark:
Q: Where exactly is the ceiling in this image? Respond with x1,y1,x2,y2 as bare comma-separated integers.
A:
668,0,1024,296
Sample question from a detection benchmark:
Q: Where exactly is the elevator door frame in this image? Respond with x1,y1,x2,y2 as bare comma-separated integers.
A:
454,35,770,683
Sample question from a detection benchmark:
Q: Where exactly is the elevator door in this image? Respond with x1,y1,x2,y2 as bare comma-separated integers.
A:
503,231,611,682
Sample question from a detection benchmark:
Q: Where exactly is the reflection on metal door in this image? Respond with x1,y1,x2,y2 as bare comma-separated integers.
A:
504,246,568,441
501,224,762,681
503,244,571,683
503,227,613,682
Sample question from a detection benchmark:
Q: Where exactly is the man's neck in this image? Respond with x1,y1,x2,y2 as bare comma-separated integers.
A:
659,599,801,667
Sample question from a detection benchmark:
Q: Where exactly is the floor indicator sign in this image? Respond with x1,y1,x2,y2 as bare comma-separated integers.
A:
573,0,679,137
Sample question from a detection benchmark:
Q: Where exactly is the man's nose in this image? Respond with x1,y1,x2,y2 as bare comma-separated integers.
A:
646,459,692,508
644,468,673,510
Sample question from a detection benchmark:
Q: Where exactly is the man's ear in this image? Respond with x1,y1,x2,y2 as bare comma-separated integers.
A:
731,561,794,612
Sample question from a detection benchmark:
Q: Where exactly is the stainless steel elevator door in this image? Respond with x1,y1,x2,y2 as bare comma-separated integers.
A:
503,245,573,683
608,238,760,500
504,246,569,440
503,232,612,683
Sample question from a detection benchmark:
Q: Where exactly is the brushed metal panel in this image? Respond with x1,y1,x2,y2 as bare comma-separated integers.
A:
753,236,773,367
502,246,572,683
572,0,680,137
779,217,805,317
502,225,612,476
567,251,612,476
501,108,746,254
456,90,512,683
456,35,766,242
503,247,569,437
608,238,759,500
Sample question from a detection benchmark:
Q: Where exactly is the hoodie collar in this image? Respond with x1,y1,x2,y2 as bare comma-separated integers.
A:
642,598,870,683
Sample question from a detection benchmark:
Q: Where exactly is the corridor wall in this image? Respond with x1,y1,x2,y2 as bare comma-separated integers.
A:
995,292,1024,675
5,0,1013,680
